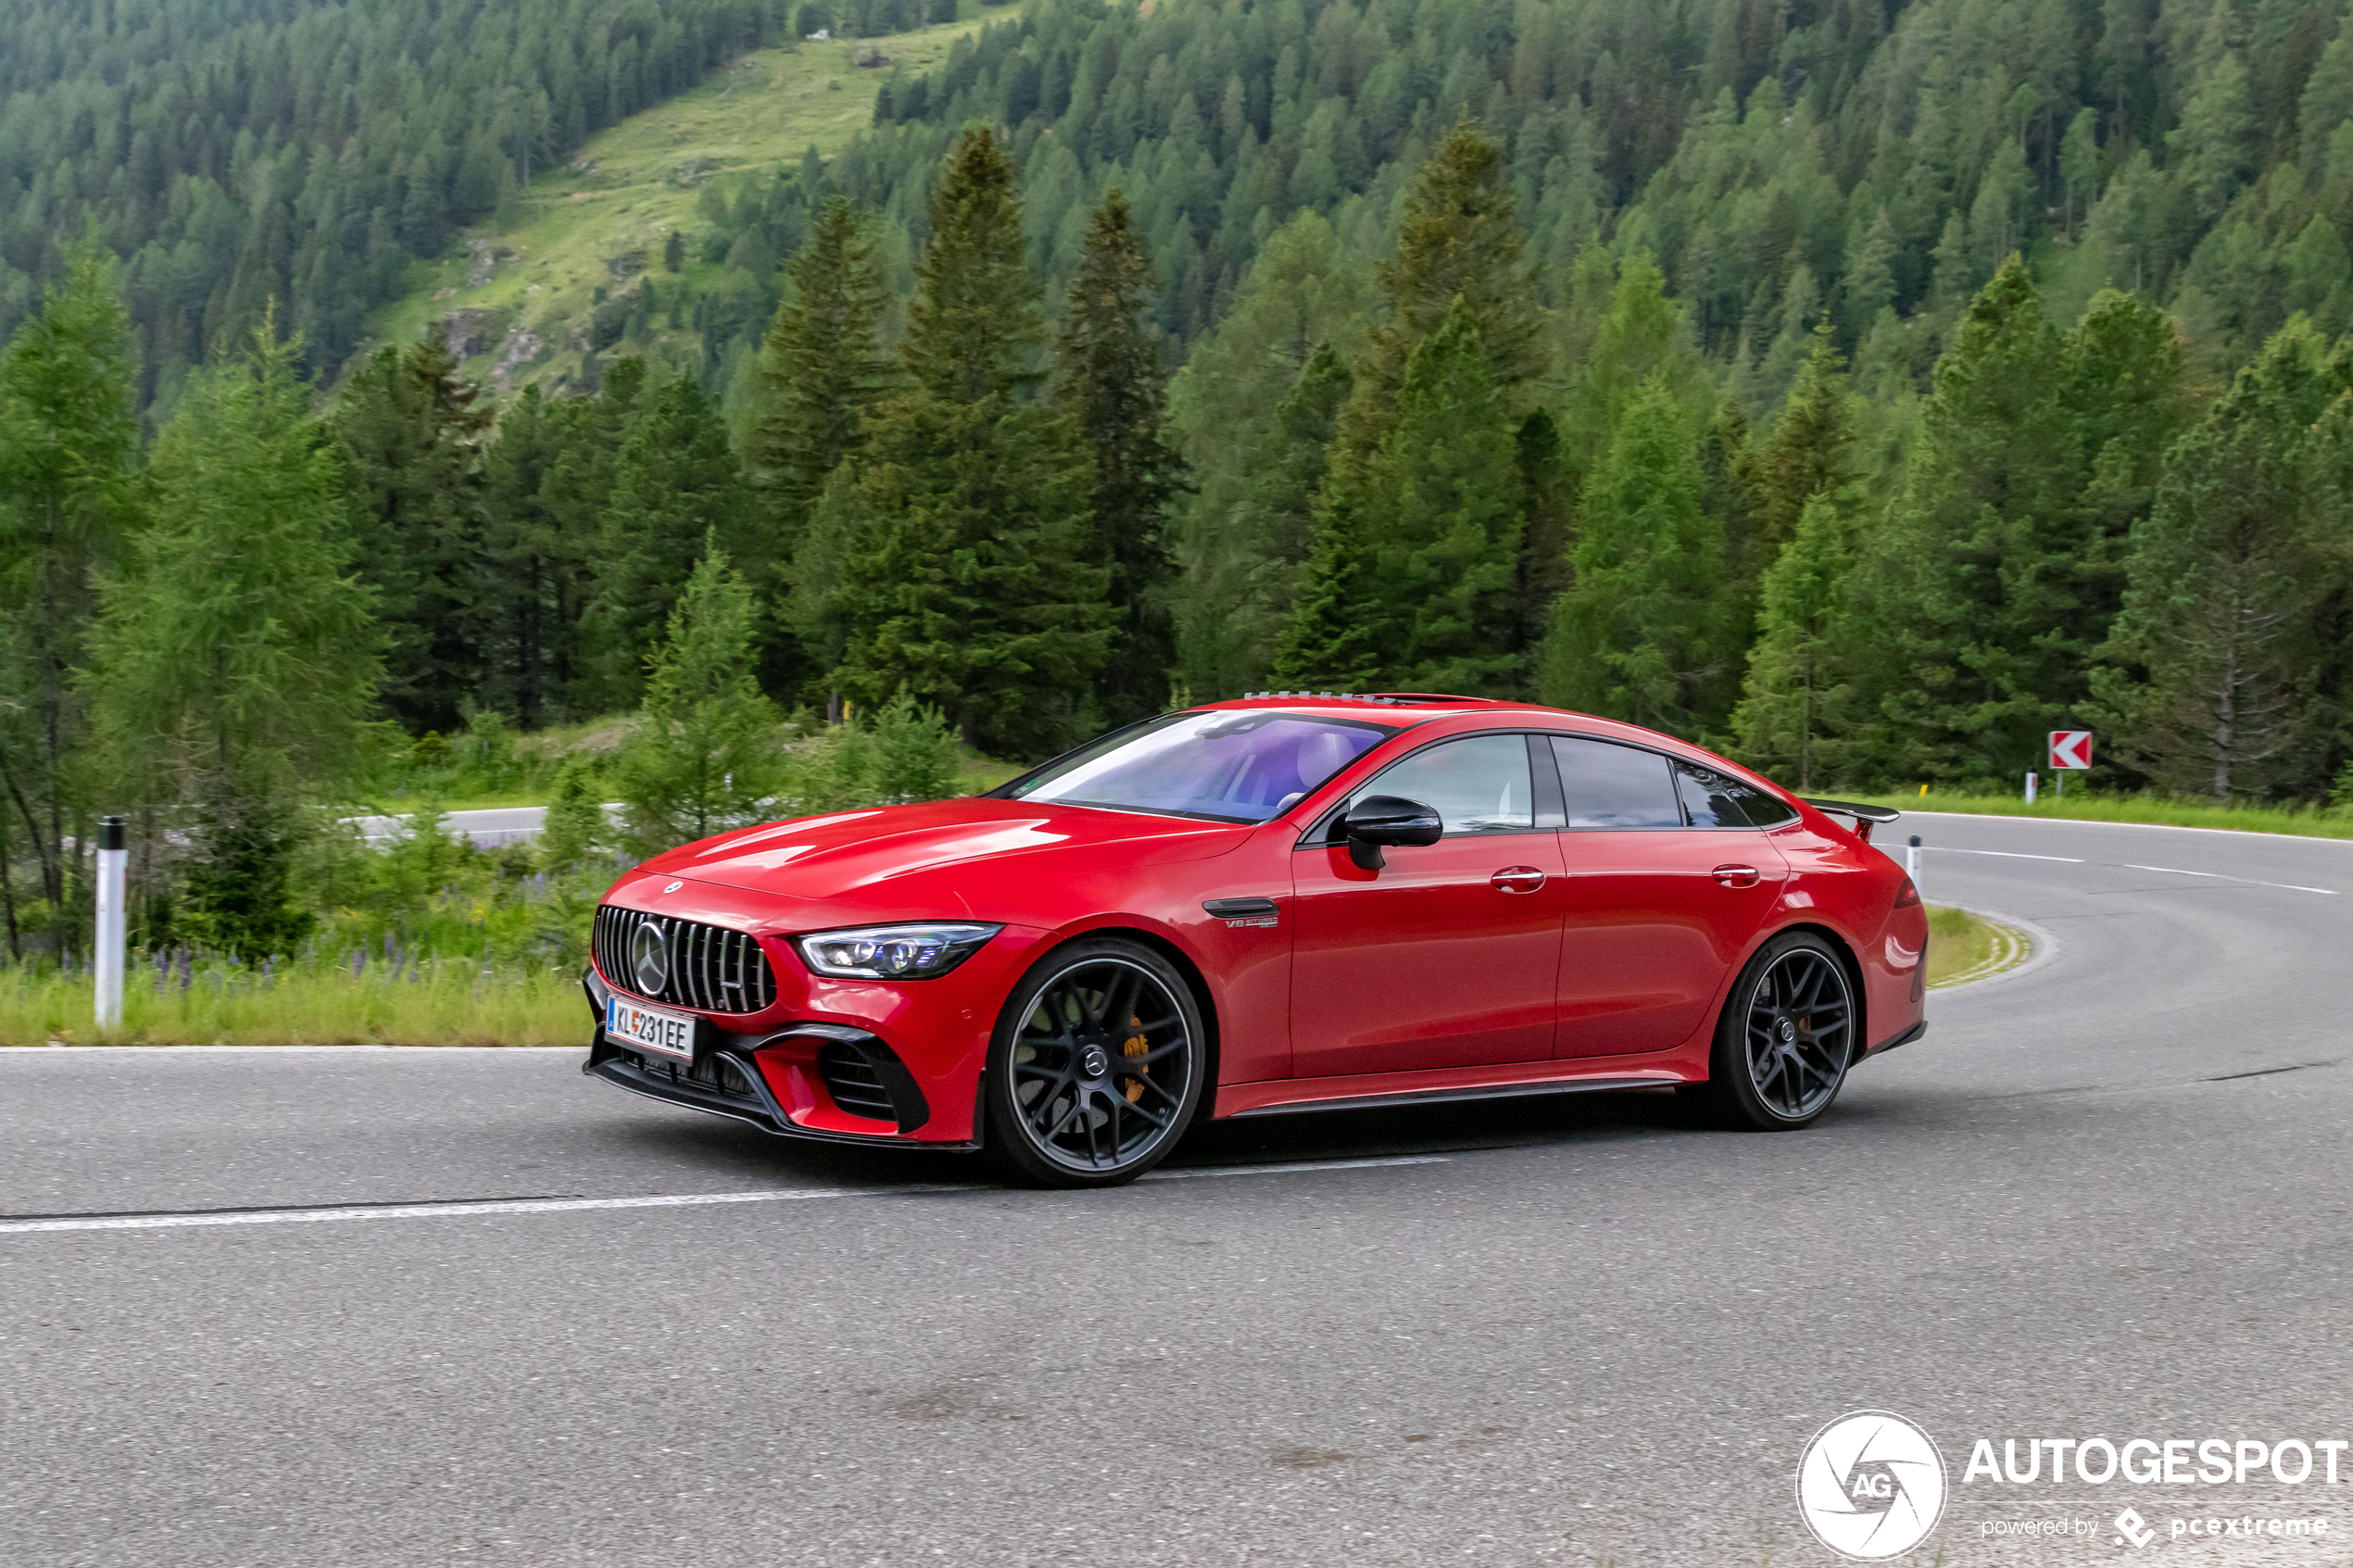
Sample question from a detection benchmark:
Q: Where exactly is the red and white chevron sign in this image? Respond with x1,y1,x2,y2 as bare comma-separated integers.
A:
2049,730,2093,771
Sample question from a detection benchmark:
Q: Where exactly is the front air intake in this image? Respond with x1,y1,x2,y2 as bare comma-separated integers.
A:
816,1042,900,1122
593,904,779,1015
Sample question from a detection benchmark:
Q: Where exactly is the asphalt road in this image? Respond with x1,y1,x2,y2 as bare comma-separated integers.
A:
6,813,2353,1567
352,805,559,847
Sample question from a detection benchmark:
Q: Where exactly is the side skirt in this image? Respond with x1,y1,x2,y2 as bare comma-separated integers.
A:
1228,1074,1674,1120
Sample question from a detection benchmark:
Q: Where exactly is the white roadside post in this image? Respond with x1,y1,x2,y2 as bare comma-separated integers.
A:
2024,771,2038,804
94,815,127,1033
1906,833,1921,887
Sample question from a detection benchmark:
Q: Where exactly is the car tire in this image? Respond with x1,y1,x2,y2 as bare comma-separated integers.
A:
983,937,1207,1187
1689,930,1857,1132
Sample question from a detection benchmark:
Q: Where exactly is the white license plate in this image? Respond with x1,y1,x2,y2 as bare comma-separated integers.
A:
606,996,698,1062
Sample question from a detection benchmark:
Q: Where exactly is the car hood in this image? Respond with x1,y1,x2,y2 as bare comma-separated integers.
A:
638,797,1247,913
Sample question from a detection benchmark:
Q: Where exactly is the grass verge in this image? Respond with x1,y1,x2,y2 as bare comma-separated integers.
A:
1925,905,2031,988
3,953,590,1047
1856,790,2353,841
359,5,1025,394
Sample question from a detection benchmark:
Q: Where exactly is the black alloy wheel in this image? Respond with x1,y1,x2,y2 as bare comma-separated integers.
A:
985,938,1205,1187
1692,931,1857,1130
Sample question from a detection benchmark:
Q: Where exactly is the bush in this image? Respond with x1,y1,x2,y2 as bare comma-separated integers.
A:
778,692,963,814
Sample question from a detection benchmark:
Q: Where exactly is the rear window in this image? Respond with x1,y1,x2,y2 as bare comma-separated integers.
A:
1551,737,1682,828
1672,760,1798,826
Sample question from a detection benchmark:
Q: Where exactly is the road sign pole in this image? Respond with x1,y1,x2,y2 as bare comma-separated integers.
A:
94,815,127,1033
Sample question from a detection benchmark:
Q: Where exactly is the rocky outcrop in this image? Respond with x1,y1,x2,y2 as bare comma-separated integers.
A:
434,308,508,358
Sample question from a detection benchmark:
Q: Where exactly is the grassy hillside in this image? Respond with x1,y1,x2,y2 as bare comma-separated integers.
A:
359,6,1020,395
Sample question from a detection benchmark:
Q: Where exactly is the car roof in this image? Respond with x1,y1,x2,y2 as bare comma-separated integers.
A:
1206,692,1548,721
1197,694,1779,784
1203,691,1651,737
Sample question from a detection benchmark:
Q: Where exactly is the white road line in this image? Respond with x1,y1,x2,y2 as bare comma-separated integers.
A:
2124,864,2338,895
1927,848,2084,862
0,1156,1450,1236
1903,809,2353,846
1139,1155,1450,1181
1923,847,2336,895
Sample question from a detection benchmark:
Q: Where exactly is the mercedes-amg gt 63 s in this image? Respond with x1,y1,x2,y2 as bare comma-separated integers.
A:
584,695,1927,1186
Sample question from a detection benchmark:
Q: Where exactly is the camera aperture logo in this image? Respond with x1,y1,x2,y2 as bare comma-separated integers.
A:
1798,1411,1949,1560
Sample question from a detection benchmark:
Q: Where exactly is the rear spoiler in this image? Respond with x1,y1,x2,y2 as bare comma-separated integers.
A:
1801,797,1901,844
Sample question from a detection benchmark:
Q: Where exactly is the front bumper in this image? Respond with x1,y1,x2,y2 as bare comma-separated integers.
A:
581,965,983,1149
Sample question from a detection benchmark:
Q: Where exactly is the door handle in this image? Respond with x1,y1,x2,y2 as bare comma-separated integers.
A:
1490,866,1547,894
1711,863,1761,888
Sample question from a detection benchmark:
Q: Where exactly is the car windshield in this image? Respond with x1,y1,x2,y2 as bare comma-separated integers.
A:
1001,711,1396,823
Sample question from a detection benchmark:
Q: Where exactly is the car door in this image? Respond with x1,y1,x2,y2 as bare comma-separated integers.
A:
1290,732,1567,1076
1548,737,1790,1059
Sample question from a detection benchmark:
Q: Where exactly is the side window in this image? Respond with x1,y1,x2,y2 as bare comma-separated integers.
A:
1551,737,1681,828
1353,734,1535,834
1733,783,1798,826
1675,759,1797,826
1675,761,1754,827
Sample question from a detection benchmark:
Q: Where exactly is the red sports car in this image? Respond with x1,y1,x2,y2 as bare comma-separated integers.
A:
584,695,1927,1186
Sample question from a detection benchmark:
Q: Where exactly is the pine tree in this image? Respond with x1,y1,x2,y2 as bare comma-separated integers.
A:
903,128,1045,408
480,384,587,730
336,335,495,734
2061,287,2191,641
1276,298,1525,693
1175,342,1353,698
88,320,381,957
1333,117,1545,464
533,358,648,717
585,369,757,712
614,541,786,856
1166,212,1374,698
1274,120,1543,696
535,753,605,872
0,233,137,958
1536,373,1737,736
830,129,1108,758
2058,108,2102,240
1514,406,1577,651
2090,320,2350,797
1054,189,1187,724
1747,321,1857,553
749,196,892,549
1847,257,2085,781
1557,252,1704,482
1732,495,1859,789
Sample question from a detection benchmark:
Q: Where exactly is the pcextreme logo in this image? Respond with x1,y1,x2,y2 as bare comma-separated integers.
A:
1796,1410,1949,1561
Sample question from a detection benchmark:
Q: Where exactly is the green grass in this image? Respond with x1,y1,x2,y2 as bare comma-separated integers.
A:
1923,905,2028,989
2,951,591,1047
359,6,1024,393
1854,788,2353,841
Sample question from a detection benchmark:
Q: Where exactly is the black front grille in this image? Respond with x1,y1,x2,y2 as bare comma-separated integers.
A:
594,904,779,1015
816,1043,898,1122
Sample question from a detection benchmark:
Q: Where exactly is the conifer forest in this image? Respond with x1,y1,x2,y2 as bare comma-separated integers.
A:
6,0,2353,982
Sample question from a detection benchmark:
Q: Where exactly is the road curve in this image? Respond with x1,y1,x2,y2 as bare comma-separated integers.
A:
5,814,2351,1566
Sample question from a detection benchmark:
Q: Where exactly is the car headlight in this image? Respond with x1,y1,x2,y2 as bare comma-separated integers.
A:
795,922,1002,980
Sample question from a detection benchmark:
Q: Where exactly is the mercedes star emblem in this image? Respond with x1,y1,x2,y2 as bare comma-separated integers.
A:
630,919,671,997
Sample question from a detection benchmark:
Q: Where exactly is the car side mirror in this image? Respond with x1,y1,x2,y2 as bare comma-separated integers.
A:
1340,795,1443,870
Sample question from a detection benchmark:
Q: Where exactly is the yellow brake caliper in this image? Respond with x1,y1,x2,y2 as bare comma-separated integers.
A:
1123,1015,1148,1102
